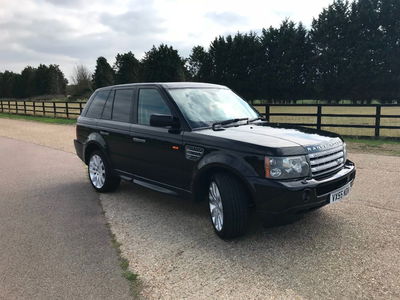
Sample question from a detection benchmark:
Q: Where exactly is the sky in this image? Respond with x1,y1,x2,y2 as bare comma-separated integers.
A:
0,0,333,80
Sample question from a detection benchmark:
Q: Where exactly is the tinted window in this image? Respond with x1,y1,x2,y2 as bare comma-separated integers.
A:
101,90,114,120
138,89,171,125
112,89,133,123
86,90,109,118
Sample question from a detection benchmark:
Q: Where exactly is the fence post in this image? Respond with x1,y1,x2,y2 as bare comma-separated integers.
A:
265,105,270,122
66,102,69,119
42,102,45,116
0,101,3,113
375,105,381,137
8,101,11,114
33,102,36,116
16,101,19,114
53,102,56,118
79,102,83,115
23,101,26,115
317,105,322,130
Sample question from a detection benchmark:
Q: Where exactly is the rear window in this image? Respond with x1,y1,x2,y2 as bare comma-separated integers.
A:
86,90,110,119
112,89,133,123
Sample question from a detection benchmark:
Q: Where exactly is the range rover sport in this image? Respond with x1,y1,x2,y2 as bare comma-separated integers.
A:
74,82,356,239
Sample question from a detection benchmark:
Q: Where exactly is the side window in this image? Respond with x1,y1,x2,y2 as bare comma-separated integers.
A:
138,89,171,125
112,89,133,123
101,90,114,120
86,90,109,119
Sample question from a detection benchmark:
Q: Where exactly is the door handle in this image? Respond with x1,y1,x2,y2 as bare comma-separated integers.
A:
100,131,109,136
132,137,146,143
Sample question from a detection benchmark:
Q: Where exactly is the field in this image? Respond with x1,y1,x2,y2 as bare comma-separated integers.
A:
254,105,400,137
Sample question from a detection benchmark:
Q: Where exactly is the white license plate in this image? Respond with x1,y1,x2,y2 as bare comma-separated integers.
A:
330,183,351,203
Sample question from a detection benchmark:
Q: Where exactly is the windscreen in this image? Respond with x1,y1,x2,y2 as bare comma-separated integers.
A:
168,88,258,129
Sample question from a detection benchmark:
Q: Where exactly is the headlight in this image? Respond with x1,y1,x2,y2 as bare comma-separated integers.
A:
265,155,310,179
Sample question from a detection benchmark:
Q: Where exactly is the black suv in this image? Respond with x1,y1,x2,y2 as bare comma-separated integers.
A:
74,82,356,239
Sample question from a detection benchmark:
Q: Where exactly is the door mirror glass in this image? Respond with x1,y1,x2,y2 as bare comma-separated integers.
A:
150,114,180,128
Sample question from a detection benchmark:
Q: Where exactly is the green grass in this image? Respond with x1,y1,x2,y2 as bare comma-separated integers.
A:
344,137,400,156
345,137,400,146
109,231,140,296
0,113,76,125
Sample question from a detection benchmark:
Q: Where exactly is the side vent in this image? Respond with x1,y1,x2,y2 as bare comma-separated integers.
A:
185,145,204,161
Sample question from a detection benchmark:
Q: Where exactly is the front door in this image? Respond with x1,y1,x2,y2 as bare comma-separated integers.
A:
130,87,185,189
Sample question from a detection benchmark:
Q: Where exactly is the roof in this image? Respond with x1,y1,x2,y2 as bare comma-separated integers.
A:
96,82,227,91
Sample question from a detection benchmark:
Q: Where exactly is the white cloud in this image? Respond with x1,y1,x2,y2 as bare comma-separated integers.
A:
0,0,333,78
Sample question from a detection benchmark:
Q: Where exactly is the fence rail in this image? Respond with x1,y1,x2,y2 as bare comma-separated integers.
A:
0,100,85,119
253,104,400,138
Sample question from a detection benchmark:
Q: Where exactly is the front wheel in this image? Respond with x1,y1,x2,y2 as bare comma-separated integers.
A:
88,150,120,193
208,173,249,239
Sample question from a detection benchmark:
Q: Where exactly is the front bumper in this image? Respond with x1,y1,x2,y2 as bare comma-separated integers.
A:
248,160,356,215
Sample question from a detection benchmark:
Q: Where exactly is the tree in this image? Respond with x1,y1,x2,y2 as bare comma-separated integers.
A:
140,44,186,82
114,52,139,84
260,21,313,102
92,57,114,89
20,66,37,98
70,65,92,97
310,0,352,102
375,0,400,102
48,64,67,95
0,71,20,98
187,46,213,82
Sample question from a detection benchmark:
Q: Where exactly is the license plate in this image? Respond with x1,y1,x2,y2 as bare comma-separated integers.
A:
330,183,351,204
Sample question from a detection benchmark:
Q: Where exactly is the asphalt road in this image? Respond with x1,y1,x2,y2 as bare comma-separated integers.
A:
0,137,131,299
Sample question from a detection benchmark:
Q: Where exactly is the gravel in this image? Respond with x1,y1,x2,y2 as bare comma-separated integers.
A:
101,153,400,299
1,118,399,299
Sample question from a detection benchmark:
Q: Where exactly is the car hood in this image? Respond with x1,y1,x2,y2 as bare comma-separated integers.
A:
195,123,342,155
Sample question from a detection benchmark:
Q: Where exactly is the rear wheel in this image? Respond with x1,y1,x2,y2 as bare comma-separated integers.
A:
208,173,249,239
88,150,120,193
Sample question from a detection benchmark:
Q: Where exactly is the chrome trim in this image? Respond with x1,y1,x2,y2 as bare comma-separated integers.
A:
310,151,344,166
311,160,344,173
308,145,344,159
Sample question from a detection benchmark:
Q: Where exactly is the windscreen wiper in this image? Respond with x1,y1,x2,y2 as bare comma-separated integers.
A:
248,116,267,123
212,118,249,131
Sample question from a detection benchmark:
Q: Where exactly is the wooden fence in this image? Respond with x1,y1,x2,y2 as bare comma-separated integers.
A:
0,100,85,119
253,104,400,138
1,100,400,137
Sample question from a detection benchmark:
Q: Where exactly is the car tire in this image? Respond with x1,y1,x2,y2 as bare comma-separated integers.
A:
88,150,120,193
208,172,249,239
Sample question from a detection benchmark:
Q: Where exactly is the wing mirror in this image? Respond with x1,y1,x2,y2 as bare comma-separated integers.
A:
150,114,180,129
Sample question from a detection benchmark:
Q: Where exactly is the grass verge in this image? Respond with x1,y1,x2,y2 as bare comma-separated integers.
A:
0,113,76,125
104,213,141,297
345,137,400,156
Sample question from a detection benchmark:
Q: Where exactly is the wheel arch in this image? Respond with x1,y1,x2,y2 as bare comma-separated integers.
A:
83,132,108,164
192,162,256,207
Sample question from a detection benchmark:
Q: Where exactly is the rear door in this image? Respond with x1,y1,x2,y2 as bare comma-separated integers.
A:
97,88,135,172
130,87,185,188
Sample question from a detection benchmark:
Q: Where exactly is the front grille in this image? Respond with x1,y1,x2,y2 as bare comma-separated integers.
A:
308,145,344,177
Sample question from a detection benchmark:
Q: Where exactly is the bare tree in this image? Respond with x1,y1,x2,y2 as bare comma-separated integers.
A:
70,65,92,97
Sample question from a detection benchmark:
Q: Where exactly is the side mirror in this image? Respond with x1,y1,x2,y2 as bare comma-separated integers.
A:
150,114,180,128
